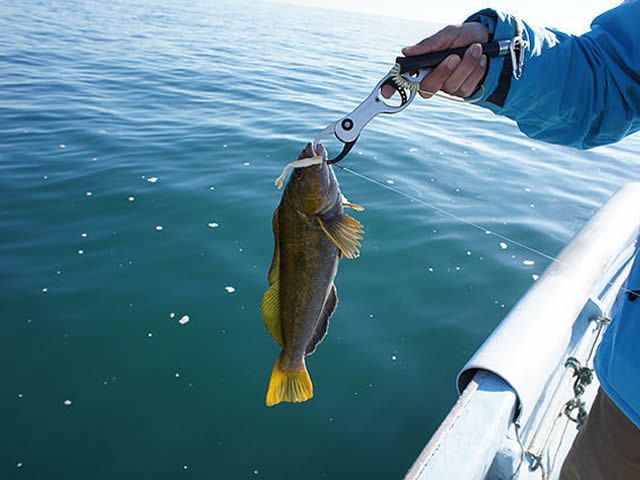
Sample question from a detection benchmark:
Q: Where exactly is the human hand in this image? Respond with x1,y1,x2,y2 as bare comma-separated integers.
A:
382,22,489,99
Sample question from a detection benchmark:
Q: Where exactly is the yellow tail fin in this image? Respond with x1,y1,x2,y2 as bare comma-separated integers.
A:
265,354,313,407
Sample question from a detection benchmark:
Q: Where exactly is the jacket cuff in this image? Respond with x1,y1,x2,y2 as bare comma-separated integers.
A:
465,8,498,39
465,9,526,110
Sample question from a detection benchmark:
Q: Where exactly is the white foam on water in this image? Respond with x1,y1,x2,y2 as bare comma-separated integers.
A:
225,286,235,293
409,147,418,152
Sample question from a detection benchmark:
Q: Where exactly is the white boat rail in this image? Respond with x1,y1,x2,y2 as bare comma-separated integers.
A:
405,182,640,480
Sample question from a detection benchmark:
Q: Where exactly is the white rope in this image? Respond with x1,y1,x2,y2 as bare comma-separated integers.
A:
509,316,609,479
509,422,525,480
549,416,572,478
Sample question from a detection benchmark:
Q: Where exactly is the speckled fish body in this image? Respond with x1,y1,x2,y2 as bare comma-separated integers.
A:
262,143,364,406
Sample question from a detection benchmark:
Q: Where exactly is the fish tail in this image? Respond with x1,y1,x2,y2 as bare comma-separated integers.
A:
265,352,313,407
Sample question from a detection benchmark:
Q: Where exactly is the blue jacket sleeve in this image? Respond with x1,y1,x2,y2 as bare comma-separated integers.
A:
467,1,640,149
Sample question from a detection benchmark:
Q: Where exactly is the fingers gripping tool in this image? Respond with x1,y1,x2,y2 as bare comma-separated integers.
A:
313,39,521,164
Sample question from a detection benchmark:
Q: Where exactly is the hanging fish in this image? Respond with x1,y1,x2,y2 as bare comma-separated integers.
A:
262,142,365,406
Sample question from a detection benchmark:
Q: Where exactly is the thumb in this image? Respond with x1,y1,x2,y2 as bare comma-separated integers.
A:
402,25,460,56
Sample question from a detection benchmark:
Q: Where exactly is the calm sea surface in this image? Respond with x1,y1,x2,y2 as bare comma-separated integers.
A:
2,0,639,478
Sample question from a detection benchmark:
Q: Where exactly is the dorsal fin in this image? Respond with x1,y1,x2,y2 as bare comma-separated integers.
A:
306,284,338,355
262,208,283,347
267,208,280,285
316,213,364,260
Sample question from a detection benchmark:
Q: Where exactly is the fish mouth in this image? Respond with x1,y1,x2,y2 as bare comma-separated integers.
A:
313,143,327,160
300,142,327,161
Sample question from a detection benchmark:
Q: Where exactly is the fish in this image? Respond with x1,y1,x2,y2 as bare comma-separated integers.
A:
262,142,365,406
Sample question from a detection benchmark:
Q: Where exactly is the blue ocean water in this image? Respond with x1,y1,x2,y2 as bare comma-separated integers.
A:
2,0,639,478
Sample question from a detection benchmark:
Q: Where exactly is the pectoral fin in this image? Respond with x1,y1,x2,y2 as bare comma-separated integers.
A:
306,284,338,355
341,195,365,212
262,207,284,347
317,213,364,260
343,201,365,211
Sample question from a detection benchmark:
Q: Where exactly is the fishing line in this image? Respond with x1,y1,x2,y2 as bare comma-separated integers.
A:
272,156,637,298
336,164,563,264
336,163,640,299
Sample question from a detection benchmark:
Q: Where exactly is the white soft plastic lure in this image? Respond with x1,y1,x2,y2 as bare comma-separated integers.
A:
274,154,324,189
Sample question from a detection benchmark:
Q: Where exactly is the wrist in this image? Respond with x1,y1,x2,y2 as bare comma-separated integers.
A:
464,9,527,108
465,9,498,40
